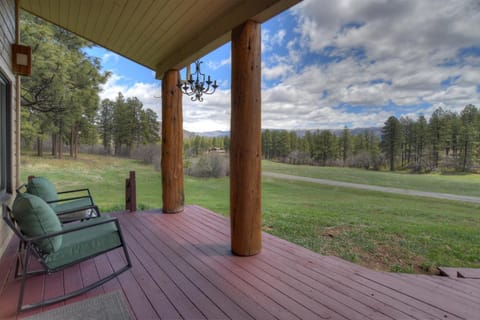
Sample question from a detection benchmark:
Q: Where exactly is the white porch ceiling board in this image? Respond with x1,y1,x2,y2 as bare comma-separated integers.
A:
79,0,104,40
49,0,60,29
97,0,129,45
107,0,155,50
20,0,301,77
83,1,109,40
132,1,201,64
115,0,181,62
141,0,225,65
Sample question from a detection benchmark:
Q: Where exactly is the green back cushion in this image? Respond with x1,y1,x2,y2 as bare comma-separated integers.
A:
12,193,62,253
27,177,58,205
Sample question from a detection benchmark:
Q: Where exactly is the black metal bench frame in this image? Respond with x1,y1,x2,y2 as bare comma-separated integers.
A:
2,202,132,313
16,183,101,223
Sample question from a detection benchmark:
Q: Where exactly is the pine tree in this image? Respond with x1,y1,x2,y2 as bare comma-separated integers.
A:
381,116,402,171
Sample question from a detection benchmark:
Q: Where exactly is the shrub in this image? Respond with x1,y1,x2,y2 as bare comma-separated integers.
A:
131,144,161,165
187,153,229,178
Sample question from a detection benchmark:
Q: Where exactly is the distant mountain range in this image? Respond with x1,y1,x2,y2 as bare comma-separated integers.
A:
189,127,382,138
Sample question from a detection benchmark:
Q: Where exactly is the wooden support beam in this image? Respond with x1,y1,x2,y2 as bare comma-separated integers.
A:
230,20,262,256
161,69,184,213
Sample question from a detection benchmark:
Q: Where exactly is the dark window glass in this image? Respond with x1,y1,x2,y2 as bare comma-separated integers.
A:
0,73,8,193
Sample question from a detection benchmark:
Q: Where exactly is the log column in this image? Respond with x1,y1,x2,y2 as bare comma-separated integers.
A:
230,20,262,256
161,69,184,213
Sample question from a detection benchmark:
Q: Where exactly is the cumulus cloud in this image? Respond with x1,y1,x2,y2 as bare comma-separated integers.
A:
260,0,480,128
183,89,230,132
99,73,161,114
101,52,120,64
207,57,231,70
262,28,287,52
98,0,480,132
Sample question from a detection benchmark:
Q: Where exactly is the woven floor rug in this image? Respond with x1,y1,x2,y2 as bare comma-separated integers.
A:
23,290,132,320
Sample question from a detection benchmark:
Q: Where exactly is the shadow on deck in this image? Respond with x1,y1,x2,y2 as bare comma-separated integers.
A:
1,205,479,319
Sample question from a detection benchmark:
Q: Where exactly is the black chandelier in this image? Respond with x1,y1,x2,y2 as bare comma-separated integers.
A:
177,60,218,102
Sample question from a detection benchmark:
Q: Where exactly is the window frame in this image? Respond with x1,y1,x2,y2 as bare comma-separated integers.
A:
0,71,11,196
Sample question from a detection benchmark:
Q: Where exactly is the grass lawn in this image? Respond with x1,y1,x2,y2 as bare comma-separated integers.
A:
263,160,480,197
20,153,480,273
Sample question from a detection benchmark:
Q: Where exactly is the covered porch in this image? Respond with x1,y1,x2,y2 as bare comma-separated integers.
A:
1,206,479,319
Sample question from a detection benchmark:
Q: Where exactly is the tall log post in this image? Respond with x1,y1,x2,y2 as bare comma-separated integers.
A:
161,69,184,213
230,20,262,256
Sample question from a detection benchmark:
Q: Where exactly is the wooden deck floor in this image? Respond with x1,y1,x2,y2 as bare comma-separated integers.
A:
1,205,479,319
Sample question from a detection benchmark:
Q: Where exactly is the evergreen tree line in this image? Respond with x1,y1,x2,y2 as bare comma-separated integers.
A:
20,12,108,159
262,104,480,172
97,93,160,156
20,12,160,159
184,135,230,157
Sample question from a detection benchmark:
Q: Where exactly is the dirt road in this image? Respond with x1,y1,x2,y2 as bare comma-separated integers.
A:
263,171,480,204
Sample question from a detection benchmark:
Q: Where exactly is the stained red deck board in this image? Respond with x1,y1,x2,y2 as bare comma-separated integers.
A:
132,213,301,320
79,259,104,298
124,215,251,320
152,213,334,319
120,244,183,319
167,211,380,320
186,206,456,319
457,268,480,279
106,248,159,319
1,206,480,319
41,270,65,312
184,210,419,320
122,223,213,319
62,263,88,305
438,266,458,277
438,266,480,279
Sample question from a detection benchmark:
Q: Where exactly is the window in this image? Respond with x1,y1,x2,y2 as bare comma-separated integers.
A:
0,72,10,195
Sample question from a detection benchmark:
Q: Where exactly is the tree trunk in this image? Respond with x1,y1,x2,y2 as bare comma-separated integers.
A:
52,133,57,156
58,122,63,159
463,141,468,172
70,127,75,157
390,145,395,171
37,137,43,157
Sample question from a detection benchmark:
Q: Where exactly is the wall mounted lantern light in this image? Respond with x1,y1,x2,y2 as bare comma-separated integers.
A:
12,44,32,76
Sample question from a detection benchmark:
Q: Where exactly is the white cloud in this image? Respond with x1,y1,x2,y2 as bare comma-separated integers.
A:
99,73,161,114
183,89,230,132
207,57,231,70
98,0,480,132
100,72,231,133
101,52,120,64
257,0,480,129
262,28,287,52
262,63,294,81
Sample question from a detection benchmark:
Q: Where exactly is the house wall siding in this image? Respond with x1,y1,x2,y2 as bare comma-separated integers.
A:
0,0,18,259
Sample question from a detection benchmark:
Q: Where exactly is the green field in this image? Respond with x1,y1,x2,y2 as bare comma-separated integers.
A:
263,160,480,197
20,154,480,273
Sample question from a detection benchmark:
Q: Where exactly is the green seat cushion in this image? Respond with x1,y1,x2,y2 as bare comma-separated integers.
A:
54,197,94,214
12,193,62,253
27,177,58,206
44,215,121,270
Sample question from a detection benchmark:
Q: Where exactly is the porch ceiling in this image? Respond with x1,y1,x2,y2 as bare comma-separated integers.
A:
20,0,300,78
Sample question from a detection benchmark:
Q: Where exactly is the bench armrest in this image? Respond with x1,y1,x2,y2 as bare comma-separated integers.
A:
25,216,118,243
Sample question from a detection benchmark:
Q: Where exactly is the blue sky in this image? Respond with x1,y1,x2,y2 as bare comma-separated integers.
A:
88,0,480,132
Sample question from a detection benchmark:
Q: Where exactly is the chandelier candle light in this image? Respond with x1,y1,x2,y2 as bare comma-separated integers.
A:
178,60,218,102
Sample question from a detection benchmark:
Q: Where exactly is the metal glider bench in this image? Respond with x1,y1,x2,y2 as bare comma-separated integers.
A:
17,176,100,223
2,193,132,312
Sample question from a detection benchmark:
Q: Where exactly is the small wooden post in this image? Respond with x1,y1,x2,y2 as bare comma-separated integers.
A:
230,20,262,256
125,171,136,212
161,69,184,213
27,175,35,182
